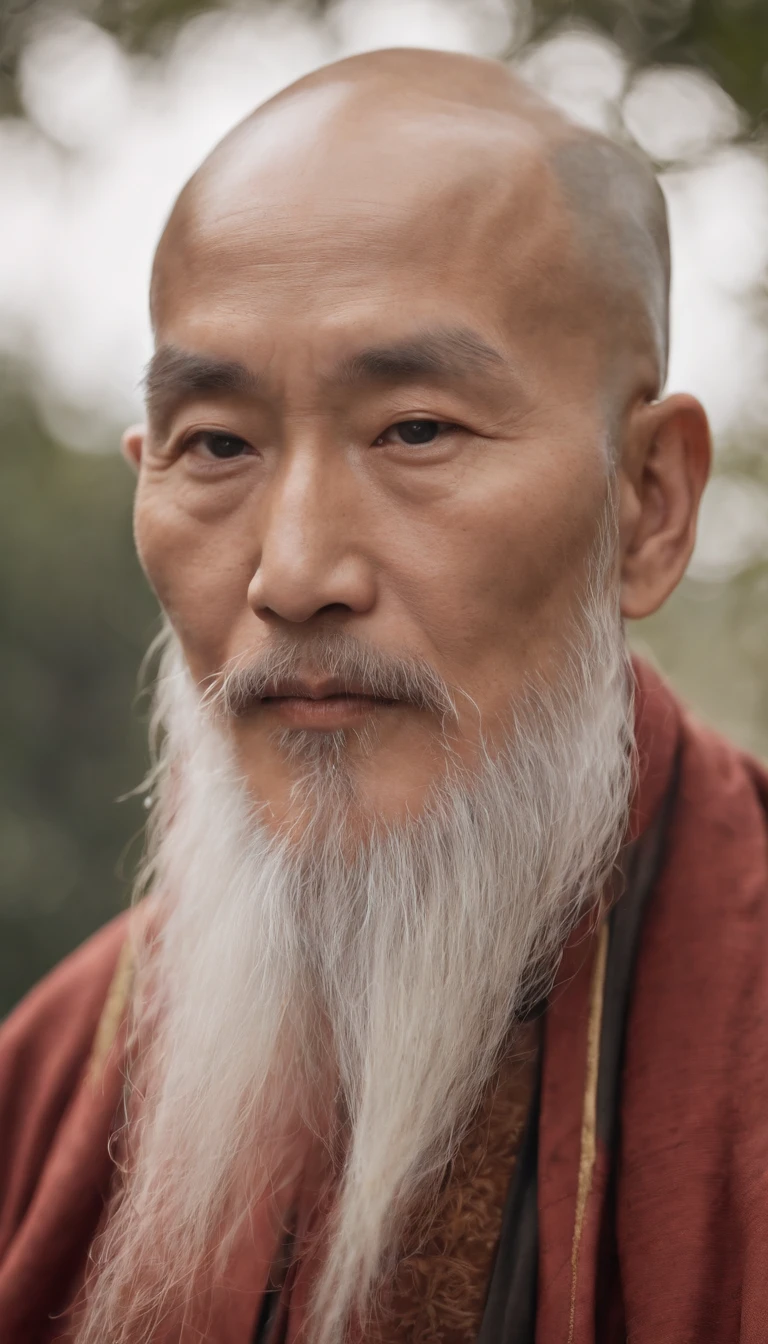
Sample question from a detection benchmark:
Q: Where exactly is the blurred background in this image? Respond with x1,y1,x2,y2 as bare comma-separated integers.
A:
1,0,767,1015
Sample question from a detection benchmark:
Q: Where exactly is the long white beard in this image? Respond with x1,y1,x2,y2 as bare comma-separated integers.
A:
76,513,634,1344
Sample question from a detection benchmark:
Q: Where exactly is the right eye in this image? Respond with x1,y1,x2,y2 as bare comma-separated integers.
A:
183,430,252,460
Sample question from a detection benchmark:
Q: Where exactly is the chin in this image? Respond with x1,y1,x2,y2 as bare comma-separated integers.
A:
230,706,453,833
241,731,446,847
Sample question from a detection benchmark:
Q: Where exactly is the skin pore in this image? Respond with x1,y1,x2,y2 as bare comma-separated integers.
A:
124,48,711,835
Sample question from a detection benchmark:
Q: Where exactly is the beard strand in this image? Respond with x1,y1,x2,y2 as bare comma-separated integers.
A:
75,505,634,1344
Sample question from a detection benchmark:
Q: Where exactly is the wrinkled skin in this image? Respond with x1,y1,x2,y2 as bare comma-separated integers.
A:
124,49,710,832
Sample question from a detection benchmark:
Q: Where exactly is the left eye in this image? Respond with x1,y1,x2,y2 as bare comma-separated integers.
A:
375,419,452,447
185,431,251,459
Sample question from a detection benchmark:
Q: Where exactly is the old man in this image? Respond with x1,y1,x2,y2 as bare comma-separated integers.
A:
1,46,767,1344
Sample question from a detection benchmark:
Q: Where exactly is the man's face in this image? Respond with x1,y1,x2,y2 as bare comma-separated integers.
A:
135,100,613,832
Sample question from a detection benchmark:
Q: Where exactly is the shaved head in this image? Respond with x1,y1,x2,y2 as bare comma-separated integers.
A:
151,48,669,407
129,40,694,846
88,44,711,1344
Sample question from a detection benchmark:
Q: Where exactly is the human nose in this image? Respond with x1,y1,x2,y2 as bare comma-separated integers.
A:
247,448,377,625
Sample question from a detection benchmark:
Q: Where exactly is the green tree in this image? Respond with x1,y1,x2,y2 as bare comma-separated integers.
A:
0,374,156,1015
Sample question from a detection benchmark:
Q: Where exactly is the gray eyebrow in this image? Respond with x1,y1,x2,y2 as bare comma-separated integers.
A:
143,327,509,434
143,345,261,433
333,327,507,386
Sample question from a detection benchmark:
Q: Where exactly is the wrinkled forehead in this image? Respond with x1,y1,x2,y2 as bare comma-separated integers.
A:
150,96,588,355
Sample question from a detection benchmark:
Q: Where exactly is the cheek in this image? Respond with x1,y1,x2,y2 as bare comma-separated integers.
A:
407,462,607,678
133,483,255,672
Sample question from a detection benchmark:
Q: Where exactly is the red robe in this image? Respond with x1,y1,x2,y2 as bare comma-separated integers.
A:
1,659,767,1342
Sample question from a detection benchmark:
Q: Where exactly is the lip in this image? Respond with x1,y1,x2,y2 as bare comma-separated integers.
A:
260,692,397,730
260,677,375,700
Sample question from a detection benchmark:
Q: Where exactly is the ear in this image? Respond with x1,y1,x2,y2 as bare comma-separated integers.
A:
618,393,711,620
121,424,146,472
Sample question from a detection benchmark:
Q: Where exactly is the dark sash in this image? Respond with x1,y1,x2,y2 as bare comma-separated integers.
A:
477,749,680,1343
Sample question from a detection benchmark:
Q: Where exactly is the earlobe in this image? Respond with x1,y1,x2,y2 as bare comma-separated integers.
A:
121,424,146,472
619,393,711,621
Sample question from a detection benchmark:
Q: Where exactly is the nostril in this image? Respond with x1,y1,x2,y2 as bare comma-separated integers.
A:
247,554,376,624
252,600,355,626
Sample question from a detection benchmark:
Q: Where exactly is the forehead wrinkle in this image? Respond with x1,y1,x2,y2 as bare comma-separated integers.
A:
149,50,671,431
332,327,508,388
144,344,262,434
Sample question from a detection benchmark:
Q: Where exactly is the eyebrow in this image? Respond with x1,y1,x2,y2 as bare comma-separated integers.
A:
333,327,507,386
143,346,261,435
143,326,510,433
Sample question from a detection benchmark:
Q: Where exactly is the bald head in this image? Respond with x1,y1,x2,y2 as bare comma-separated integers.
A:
150,48,669,408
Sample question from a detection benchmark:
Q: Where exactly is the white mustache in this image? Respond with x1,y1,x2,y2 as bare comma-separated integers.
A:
203,631,458,723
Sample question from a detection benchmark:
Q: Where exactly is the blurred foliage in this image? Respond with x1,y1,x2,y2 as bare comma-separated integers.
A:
0,0,766,1014
0,371,156,1015
531,0,768,121
636,434,768,762
1,0,768,119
